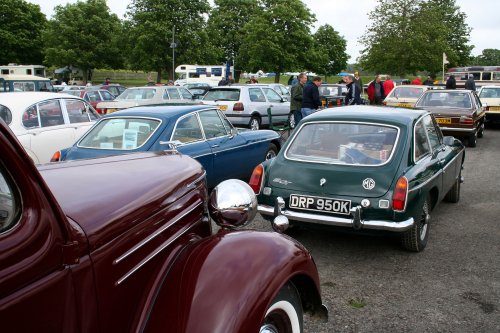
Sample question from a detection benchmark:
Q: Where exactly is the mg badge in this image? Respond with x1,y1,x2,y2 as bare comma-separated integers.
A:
362,178,375,190
320,178,326,187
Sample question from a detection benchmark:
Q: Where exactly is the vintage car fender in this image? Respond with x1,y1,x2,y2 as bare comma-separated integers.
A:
135,229,324,333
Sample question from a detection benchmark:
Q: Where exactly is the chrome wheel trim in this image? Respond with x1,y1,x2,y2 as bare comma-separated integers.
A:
250,118,260,130
266,149,277,160
420,211,430,241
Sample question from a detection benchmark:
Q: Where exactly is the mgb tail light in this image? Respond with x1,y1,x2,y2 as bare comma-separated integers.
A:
337,98,342,106
50,151,61,162
392,176,408,212
459,116,473,125
233,102,244,111
248,164,264,194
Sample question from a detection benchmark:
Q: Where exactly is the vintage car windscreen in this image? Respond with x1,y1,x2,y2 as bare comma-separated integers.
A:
202,89,240,101
416,91,472,108
78,117,161,150
117,88,156,101
285,122,399,166
391,86,425,98
479,87,500,98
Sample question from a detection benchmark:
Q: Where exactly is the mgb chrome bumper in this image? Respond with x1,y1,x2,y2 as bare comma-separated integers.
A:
258,203,414,232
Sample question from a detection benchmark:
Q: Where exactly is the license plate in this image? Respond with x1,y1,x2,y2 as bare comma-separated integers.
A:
106,108,117,114
289,194,351,215
489,106,500,111
436,118,451,124
218,105,228,111
397,103,412,108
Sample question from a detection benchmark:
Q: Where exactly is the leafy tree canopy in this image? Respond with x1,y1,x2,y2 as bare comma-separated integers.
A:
237,0,316,83
125,0,217,82
310,24,348,78
43,0,124,82
207,0,259,63
472,49,500,66
0,0,46,65
359,0,472,77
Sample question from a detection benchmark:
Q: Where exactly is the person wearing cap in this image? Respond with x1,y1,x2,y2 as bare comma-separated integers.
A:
353,71,363,91
464,74,476,91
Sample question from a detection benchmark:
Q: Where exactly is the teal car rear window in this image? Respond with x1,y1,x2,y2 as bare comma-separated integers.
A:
285,122,399,166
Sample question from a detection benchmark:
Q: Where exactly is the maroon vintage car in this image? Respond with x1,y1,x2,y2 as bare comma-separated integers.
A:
0,119,327,332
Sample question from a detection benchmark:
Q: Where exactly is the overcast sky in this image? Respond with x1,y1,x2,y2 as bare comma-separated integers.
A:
27,0,496,62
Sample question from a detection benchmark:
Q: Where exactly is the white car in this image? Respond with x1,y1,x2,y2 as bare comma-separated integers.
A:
202,85,290,130
97,85,197,114
478,85,500,122
255,83,291,101
383,85,432,108
0,92,99,164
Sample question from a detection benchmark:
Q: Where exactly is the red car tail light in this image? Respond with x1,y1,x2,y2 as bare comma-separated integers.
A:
392,176,408,212
50,151,61,162
248,164,264,194
337,98,342,106
233,102,244,111
459,116,473,125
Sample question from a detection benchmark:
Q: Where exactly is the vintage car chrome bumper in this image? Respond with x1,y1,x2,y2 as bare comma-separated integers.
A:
258,204,414,232
439,126,475,133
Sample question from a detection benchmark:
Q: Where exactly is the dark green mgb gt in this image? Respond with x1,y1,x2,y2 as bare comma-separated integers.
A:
249,106,465,252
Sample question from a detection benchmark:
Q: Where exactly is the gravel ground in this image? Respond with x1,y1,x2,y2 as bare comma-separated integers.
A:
246,124,500,332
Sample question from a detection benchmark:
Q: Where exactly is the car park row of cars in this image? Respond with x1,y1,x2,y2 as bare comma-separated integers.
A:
0,78,497,331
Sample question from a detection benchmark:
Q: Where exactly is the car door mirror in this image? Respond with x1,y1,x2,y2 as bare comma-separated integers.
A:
159,140,183,150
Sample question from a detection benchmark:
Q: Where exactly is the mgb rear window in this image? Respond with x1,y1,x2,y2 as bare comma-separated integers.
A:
285,122,399,166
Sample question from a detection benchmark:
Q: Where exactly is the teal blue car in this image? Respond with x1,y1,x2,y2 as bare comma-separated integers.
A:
249,106,465,252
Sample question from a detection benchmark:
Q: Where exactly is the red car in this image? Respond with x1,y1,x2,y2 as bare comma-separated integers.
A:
0,118,327,332
66,89,115,114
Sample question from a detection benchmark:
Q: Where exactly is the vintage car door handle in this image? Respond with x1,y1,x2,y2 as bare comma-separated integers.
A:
211,144,219,148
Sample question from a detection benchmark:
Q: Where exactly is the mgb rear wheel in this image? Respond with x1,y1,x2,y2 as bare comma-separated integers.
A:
402,197,430,252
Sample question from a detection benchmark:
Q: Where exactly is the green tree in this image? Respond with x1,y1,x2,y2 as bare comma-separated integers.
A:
418,0,473,70
125,0,216,82
473,49,500,66
207,0,259,66
359,0,421,77
237,0,316,83
0,0,46,65
359,0,472,77
310,24,348,79
43,0,123,83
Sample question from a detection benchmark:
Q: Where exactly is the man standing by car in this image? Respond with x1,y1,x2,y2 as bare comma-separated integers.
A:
344,75,362,105
367,75,385,105
446,75,457,89
465,74,476,91
301,76,322,118
290,73,307,125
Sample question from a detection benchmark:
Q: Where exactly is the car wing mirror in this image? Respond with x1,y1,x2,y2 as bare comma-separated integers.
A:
159,140,183,150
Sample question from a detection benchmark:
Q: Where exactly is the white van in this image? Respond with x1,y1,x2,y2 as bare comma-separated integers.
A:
175,64,233,87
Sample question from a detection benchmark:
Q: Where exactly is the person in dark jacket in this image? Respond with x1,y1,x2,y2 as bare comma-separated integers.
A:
465,74,476,91
446,75,456,89
290,73,307,125
301,76,322,118
344,75,362,105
